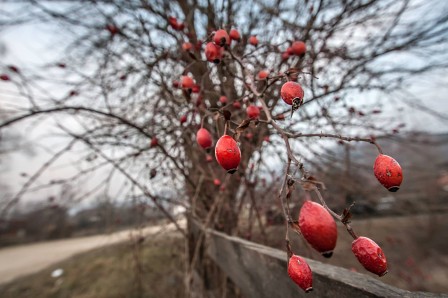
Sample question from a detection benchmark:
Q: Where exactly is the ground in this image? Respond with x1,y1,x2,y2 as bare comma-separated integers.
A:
0,213,446,297
0,220,183,285
0,234,184,298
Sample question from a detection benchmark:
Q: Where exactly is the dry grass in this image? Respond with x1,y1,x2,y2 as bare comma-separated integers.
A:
0,234,184,298
2,213,447,297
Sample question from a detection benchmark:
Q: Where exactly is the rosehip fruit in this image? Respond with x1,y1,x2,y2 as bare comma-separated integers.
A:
281,52,290,60
180,115,187,124
257,70,269,80
249,36,258,46
196,128,213,149
233,101,241,109
299,201,337,258
281,81,304,105
206,154,213,163
213,29,230,47
288,255,313,293
205,42,223,64
150,137,158,148
373,154,403,192
168,17,184,31
219,96,228,104
181,76,195,89
246,105,260,119
215,135,241,174
352,236,388,276
182,42,193,51
213,178,221,186
291,41,306,56
229,29,241,41
0,74,10,81
192,85,200,94
168,16,178,28
176,22,185,31
105,24,119,35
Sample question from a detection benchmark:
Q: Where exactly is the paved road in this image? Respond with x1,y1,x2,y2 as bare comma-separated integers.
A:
0,220,184,285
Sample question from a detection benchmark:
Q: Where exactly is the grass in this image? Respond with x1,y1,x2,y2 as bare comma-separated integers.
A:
0,234,184,298
2,213,447,297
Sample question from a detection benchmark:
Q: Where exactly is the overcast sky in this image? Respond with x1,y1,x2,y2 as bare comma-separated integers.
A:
1,5,447,211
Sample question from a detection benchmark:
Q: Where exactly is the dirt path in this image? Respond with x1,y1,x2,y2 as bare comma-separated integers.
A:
0,220,184,285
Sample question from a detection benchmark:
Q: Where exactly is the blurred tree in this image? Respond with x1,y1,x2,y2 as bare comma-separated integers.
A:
1,0,447,296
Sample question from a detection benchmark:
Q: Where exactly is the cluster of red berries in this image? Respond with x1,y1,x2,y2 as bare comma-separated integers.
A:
288,155,402,292
289,200,389,292
164,18,403,294
168,16,185,31
196,126,241,175
282,41,307,60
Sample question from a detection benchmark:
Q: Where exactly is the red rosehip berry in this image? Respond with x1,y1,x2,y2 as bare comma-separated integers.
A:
291,41,306,56
286,47,294,55
281,81,304,105
150,137,158,148
206,154,213,163
168,16,178,28
276,113,286,120
182,42,193,51
249,36,258,46
232,101,241,109
0,74,10,81
299,201,337,258
246,105,260,119
257,70,269,80
196,128,213,149
213,178,221,186
176,22,185,31
352,236,388,276
213,29,230,47
181,76,195,89
205,42,223,64
180,115,187,124
172,80,180,88
168,16,184,31
281,52,290,60
68,90,78,97
263,136,270,142
105,24,119,35
373,154,403,192
288,254,313,293
215,135,241,174
191,85,200,93
219,96,228,104
229,29,241,41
